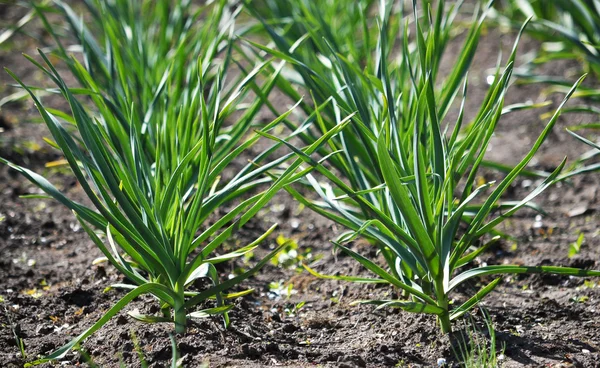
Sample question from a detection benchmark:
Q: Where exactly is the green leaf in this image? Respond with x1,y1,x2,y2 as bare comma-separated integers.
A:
450,265,600,292
351,299,445,315
450,278,501,320
188,305,235,319
26,283,176,366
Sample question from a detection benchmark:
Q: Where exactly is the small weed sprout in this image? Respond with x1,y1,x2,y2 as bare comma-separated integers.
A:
569,232,585,258
452,310,505,368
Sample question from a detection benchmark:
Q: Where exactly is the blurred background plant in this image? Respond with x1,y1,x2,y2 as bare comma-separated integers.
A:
493,0,600,74
491,0,600,174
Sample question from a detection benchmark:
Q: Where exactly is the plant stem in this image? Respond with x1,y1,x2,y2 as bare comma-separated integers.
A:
174,287,187,334
438,309,452,334
435,280,452,334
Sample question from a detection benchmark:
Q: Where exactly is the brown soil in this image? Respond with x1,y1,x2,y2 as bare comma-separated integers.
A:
1,3,600,368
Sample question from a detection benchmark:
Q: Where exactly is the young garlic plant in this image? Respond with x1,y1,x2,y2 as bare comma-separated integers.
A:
1,0,322,364
247,0,600,333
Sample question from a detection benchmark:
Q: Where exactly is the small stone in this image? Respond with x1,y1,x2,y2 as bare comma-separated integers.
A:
437,358,447,366
582,349,591,354
532,215,543,229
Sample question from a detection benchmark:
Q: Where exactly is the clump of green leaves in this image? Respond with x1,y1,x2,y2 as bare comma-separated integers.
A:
247,0,600,333
1,0,309,364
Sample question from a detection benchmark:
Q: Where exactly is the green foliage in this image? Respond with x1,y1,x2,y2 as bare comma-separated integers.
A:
15,328,26,360
452,310,505,368
570,295,589,303
285,301,306,317
2,1,600,366
4,305,27,360
569,232,585,258
130,330,150,368
0,0,316,364
247,0,600,333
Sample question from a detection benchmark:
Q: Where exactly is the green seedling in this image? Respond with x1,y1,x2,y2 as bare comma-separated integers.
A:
285,301,306,317
452,310,505,368
569,232,585,258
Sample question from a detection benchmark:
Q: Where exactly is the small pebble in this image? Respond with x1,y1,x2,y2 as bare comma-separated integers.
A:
582,349,591,354
437,358,446,366
532,215,543,229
